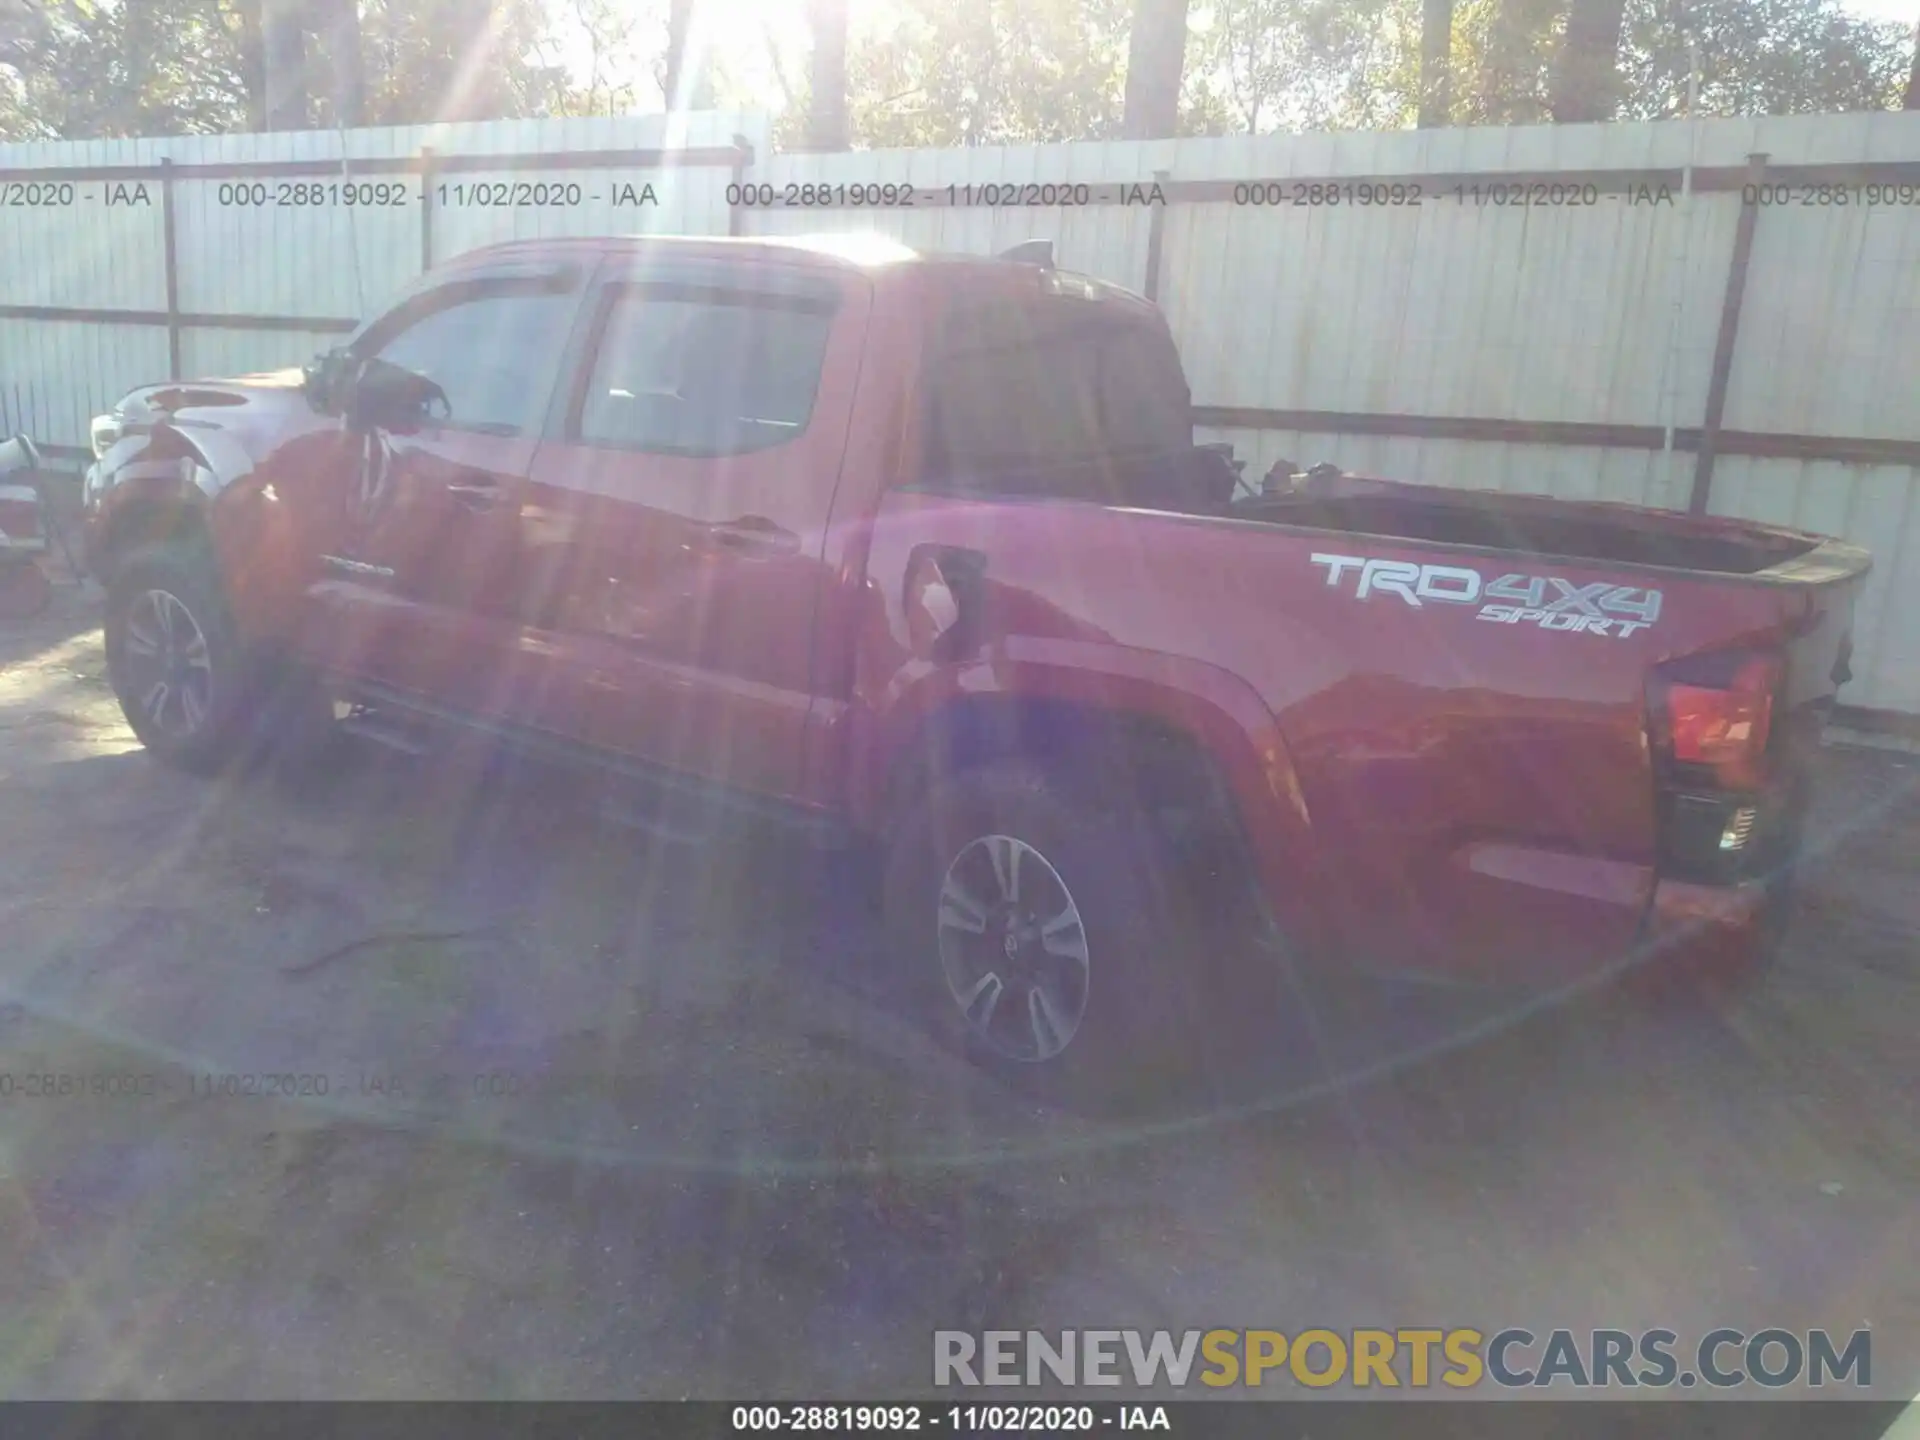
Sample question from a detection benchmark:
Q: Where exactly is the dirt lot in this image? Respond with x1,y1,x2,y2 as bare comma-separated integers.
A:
1,580,1916,1404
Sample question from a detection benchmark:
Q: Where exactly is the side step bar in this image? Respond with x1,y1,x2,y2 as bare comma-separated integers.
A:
597,790,723,847
338,705,435,757
329,681,854,851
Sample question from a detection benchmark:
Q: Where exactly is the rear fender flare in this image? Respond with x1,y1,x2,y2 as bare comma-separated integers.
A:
864,640,1335,956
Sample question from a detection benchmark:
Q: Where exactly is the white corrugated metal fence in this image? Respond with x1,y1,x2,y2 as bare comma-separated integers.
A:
2,110,1916,714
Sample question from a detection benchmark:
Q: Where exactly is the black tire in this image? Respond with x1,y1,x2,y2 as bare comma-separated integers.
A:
104,542,334,776
882,760,1216,1114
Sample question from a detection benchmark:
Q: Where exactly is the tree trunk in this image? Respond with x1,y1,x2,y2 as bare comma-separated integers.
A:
1121,0,1188,140
1417,0,1452,127
232,0,268,130
806,0,849,151
1550,0,1630,123
0,0,46,70
261,0,310,129
326,0,363,127
663,0,693,107
1904,17,1920,109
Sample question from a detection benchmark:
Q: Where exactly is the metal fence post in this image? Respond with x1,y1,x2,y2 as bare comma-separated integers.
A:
160,157,182,380
728,134,754,238
1688,151,1769,516
1143,168,1172,303
419,146,436,273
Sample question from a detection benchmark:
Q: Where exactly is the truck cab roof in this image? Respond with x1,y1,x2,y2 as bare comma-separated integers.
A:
435,232,1160,317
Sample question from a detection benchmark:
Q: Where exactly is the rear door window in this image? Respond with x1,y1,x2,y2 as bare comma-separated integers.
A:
574,286,838,456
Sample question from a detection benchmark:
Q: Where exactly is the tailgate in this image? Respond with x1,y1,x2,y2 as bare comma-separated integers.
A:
1185,499,1869,986
1756,535,1872,718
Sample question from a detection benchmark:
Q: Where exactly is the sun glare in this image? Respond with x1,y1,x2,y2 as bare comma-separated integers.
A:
552,0,906,113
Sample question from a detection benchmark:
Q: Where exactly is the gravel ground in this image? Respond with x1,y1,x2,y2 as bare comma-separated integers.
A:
1,581,1916,1405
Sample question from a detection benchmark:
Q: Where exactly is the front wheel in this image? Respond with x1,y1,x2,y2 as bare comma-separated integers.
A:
105,543,333,775
883,761,1214,1113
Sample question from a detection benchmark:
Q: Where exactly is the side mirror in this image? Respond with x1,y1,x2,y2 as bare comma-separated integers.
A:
301,347,355,414
339,358,449,434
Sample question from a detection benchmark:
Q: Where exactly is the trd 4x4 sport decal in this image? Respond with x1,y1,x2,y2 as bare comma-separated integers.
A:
1309,553,1662,638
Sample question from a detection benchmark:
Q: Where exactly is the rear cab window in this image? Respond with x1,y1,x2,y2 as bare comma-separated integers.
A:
917,274,1193,503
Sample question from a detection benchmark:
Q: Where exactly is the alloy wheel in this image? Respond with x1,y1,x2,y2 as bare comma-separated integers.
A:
936,833,1091,1063
119,588,214,740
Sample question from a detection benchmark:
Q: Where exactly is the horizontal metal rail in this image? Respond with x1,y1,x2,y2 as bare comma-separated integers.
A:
14,399,1916,473
0,304,357,333
1192,407,1920,470
0,145,748,186
5,141,1918,492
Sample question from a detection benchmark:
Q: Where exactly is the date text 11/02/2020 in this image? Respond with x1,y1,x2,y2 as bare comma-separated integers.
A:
732,180,1917,208
214,181,666,208
14,178,1920,213
0,176,1674,211
722,180,1687,208
726,181,1170,208
0,180,673,209
730,1406,1171,1432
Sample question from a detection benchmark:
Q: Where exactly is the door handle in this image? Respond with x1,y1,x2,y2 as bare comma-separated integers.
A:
446,480,501,512
709,515,799,555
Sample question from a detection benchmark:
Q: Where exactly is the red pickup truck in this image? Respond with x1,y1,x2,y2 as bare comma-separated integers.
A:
79,233,1870,1104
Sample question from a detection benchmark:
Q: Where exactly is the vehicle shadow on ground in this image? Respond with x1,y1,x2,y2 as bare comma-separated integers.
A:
0,570,98,662
10,712,1905,1180
1,716,1687,1166
235,732,1773,1164
5,716,1915,1397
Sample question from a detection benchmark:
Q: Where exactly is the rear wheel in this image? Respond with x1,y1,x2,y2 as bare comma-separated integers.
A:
883,760,1216,1113
105,542,333,775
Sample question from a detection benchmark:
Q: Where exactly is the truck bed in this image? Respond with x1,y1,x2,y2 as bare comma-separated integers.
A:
1227,473,1860,583
871,469,1871,990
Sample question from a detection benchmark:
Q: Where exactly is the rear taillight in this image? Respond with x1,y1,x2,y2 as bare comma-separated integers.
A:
1649,651,1783,792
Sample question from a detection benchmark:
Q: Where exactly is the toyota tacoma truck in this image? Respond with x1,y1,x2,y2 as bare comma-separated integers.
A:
79,233,1871,1104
